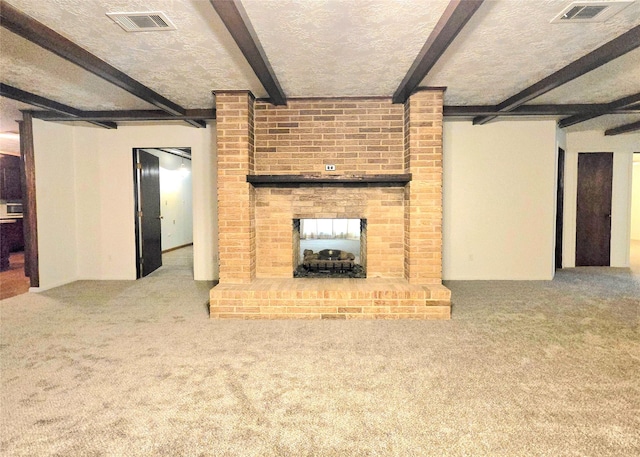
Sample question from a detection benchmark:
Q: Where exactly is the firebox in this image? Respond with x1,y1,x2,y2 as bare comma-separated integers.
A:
293,218,367,278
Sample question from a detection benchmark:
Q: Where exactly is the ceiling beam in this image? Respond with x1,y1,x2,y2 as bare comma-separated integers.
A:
444,103,640,117
473,25,640,125
558,92,640,128
1,83,117,129
392,0,484,104
210,0,286,105
0,0,204,127
605,120,640,136
31,109,216,122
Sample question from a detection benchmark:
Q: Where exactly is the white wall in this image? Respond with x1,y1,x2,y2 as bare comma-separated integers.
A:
32,120,78,290
31,121,217,288
631,155,640,241
144,150,193,252
192,126,218,280
442,120,558,280
564,130,639,267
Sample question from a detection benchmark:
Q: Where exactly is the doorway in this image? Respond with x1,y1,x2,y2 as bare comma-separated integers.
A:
555,148,564,269
134,150,162,277
133,147,193,279
575,152,613,266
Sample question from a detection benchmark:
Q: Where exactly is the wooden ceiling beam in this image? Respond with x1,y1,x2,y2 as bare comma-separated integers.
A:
558,92,640,128
210,0,286,105
473,25,640,125
605,120,640,136
444,103,640,117
1,84,116,129
0,0,205,127
31,109,216,122
392,0,484,104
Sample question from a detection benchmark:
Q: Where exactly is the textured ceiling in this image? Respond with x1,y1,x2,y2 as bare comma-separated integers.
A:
1,0,639,136
534,47,640,104
423,0,640,105
0,28,157,111
241,0,451,97
4,0,268,107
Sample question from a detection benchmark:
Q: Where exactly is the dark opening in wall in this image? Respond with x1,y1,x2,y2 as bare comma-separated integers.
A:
293,218,366,278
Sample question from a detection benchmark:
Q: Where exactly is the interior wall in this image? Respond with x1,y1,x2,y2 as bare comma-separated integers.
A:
32,120,78,290
564,130,639,267
442,120,558,280
192,125,218,280
144,150,193,252
74,123,216,281
30,121,216,287
631,155,640,241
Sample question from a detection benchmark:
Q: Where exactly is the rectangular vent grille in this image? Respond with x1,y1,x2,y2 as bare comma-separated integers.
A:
106,12,177,32
563,5,608,19
551,1,634,23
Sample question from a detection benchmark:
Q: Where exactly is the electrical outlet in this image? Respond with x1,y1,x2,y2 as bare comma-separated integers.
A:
325,164,336,171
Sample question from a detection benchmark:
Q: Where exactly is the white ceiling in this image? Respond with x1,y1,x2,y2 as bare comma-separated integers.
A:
423,0,640,104
1,0,639,147
241,0,451,97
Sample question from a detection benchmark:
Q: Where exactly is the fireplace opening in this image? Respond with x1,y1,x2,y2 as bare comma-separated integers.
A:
293,218,366,278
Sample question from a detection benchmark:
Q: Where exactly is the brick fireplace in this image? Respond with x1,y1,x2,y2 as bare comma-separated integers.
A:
210,90,451,319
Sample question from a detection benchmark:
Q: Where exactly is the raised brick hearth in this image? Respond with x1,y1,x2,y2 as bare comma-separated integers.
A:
211,91,451,319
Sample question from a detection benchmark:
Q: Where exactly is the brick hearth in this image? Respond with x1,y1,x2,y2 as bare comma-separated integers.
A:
211,91,450,319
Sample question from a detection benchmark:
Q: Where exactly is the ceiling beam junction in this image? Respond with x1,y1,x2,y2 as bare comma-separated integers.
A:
604,120,640,136
392,0,484,104
0,1,205,128
210,0,286,105
1,83,117,129
473,25,640,125
557,92,640,128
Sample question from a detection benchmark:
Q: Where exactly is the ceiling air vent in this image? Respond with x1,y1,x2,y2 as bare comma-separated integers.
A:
551,1,635,23
106,12,177,32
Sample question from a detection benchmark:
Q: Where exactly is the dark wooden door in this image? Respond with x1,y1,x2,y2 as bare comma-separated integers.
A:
555,148,565,269
135,150,162,277
576,153,613,266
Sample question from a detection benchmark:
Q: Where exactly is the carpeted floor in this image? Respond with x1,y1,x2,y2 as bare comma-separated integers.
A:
1,247,638,456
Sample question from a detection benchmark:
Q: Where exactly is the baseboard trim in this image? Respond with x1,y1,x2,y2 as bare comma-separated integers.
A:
163,243,193,254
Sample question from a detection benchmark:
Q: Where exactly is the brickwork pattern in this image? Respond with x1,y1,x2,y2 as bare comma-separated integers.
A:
212,94,450,319
254,99,405,174
210,279,451,320
216,92,256,283
404,90,444,285
254,185,404,278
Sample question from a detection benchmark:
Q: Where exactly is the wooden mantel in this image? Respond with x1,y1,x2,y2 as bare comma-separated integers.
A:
246,174,412,185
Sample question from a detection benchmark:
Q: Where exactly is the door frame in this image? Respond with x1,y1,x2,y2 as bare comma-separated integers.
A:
18,113,39,287
133,150,143,278
575,152,613,266
555,148,565,269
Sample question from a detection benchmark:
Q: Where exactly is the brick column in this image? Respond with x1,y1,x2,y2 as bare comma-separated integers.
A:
215,91,255,283
404,90,444,284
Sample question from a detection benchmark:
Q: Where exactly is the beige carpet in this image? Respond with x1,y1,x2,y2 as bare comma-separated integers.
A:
1,247,639,456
